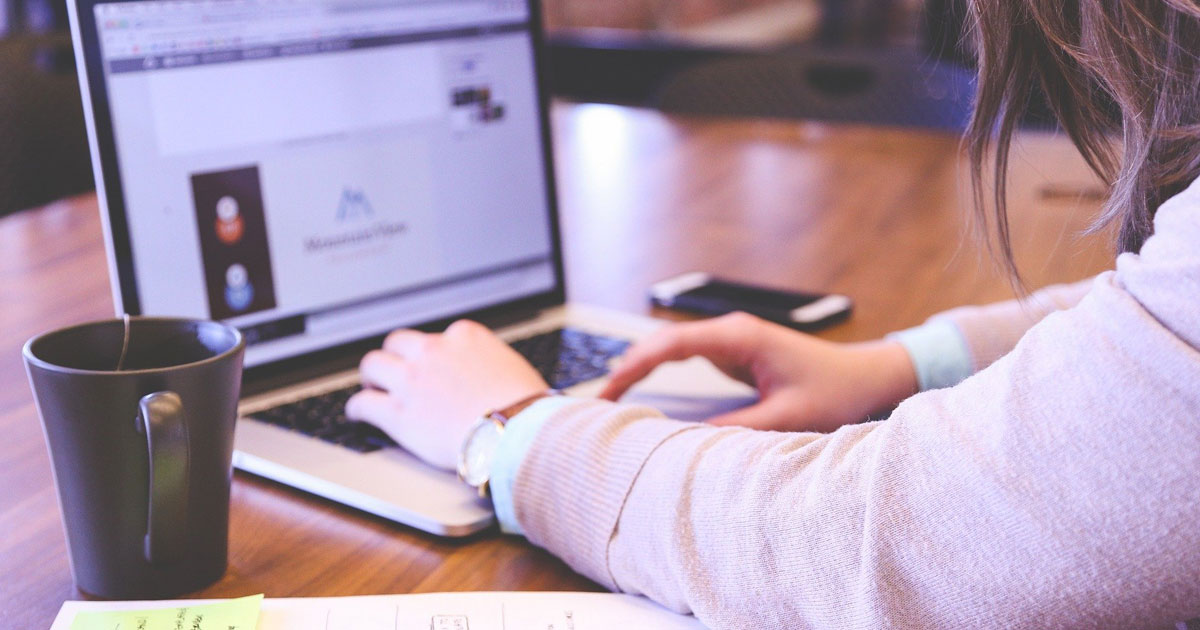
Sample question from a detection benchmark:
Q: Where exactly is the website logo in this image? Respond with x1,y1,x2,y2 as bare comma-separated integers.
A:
303,185,407,254
336,187,373,221
214,195,245,245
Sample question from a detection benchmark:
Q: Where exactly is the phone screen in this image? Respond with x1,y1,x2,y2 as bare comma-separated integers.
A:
652,276,851,331
678,280,826,310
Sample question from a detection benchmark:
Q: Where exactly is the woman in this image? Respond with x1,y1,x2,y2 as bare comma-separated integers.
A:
346,0,1200,626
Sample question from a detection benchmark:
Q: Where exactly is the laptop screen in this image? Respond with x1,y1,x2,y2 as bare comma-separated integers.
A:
84,0,559,367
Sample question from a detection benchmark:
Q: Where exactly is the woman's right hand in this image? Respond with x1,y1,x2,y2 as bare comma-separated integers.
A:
600,312,919,433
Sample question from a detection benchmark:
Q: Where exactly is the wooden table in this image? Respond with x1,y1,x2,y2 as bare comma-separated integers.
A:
0,102,1112,627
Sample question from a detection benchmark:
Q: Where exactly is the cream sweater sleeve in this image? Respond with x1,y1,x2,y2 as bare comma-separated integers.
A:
931,278,1094,373
888,278,1094,391
510,179,1200,629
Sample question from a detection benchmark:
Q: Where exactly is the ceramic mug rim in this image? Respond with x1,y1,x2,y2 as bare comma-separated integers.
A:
22,316,245,377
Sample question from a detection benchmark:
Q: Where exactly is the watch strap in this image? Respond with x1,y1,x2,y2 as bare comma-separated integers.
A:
487,389,562,425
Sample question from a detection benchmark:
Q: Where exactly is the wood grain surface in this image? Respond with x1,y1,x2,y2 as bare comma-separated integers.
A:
0,102,1113,627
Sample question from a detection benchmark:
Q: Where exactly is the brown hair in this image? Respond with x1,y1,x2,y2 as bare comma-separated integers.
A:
966,0,1200,281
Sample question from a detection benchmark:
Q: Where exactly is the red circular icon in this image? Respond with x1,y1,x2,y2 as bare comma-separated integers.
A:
216,216,244,245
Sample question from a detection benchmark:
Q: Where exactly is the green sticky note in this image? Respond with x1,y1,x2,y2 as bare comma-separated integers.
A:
70,594,264,630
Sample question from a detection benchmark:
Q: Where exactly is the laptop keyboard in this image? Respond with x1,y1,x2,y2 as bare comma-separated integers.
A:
510,327,631,389
248,327,630,454
249,385,386,454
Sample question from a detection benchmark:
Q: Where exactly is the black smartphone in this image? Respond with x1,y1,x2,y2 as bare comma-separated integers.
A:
649,272,853,331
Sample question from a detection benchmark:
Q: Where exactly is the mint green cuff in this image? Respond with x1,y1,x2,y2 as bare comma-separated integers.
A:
490,396,578,536
886,319,973,391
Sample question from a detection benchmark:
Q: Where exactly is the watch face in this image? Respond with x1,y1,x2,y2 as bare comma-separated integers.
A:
459,418,504,487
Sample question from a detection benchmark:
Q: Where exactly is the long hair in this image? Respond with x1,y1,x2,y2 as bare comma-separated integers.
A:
965,0,1200,281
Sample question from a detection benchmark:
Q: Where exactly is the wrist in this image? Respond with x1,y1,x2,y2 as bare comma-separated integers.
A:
457,389,562,496
851,340,920,413
490,395,580,536
880,340,920,405
885,320,973,392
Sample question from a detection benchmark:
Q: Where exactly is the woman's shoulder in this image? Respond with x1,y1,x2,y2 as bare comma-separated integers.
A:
1158,175,1200,221
1144,175,1200,254
1109,173,1200,353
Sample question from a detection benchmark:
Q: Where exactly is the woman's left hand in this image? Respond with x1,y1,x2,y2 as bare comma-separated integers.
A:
345,320,549,471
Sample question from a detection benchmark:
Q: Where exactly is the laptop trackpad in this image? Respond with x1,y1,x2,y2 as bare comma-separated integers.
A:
619,356,758,422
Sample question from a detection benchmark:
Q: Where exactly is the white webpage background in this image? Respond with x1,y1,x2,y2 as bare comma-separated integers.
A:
261,137,440,310
100,26,555,335
148,45,444,157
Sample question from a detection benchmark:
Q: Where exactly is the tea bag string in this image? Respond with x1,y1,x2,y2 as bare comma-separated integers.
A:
116,313,131,372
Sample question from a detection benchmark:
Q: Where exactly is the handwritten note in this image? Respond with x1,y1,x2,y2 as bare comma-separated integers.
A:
69,594,263,630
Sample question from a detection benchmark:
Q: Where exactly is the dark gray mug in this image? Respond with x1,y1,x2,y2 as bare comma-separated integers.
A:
23,317,245,599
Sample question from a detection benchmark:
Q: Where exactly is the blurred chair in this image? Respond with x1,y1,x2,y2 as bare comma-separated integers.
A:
654,49,976,132
0,32,94,216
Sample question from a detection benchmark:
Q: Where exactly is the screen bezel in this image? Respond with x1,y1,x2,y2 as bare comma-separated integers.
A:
68,0,568,383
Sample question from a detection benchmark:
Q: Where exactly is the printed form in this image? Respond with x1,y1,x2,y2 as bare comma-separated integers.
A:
51,591,707,630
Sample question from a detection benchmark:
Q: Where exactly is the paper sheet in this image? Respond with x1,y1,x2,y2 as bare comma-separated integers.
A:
67,594,263,630
51,592,706,630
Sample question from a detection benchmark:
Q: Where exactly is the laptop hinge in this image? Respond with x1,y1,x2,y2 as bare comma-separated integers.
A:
240,341,370,398
473,304,546,330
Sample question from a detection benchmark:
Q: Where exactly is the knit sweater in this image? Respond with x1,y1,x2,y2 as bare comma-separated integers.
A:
506,176,1200,629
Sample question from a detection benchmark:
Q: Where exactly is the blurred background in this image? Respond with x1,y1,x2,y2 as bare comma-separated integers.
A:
1,0,93,215
544,0,952,51
0,0,987,217
542,0,983,126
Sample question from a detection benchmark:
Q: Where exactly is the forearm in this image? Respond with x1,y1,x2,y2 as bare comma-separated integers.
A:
515,358,1198,626
507,274,1200,627
502,178,1200,628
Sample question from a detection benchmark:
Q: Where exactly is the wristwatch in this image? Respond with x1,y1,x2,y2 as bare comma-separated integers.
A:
457,390,560,498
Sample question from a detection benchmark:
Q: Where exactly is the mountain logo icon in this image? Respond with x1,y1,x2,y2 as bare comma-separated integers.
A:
336,187,374,221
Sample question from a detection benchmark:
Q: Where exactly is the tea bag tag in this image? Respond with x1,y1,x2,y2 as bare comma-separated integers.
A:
116,313,131,372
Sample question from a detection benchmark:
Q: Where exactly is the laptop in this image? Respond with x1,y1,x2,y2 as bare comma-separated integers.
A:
67,0,755,536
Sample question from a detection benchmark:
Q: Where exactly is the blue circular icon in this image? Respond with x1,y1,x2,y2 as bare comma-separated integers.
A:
224,264,254,311
225,284,254,311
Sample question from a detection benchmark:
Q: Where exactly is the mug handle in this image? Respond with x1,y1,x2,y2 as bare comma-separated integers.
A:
137,391,190,565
